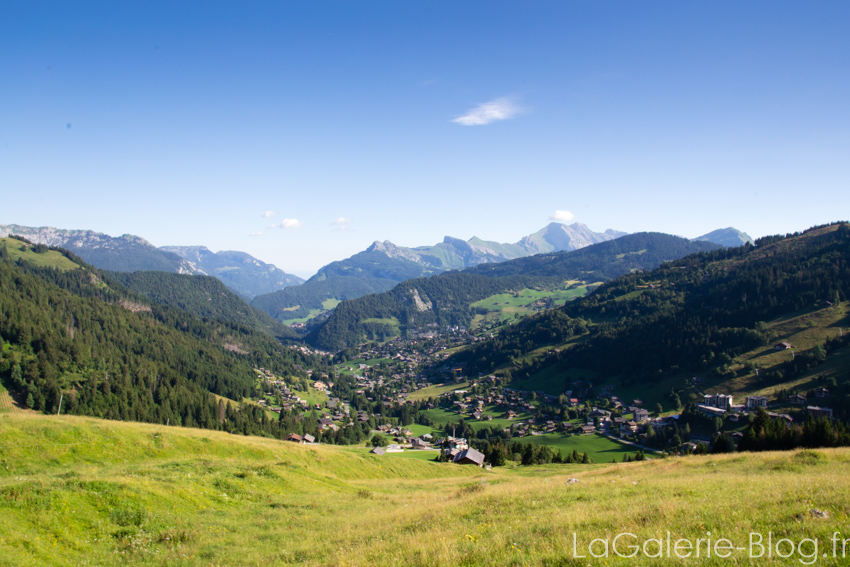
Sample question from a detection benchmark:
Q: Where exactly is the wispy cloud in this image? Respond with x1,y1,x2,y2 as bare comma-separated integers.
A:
280,218,303,229
452,97,520,126
249,231,264,237
332,217,352,231
549,210,575,223
263,210,277,218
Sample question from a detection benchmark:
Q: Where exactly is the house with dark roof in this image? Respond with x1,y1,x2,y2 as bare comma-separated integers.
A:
453,447,485,467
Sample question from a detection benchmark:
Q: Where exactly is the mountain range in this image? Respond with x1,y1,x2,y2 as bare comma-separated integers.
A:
452,221,849,397
307,232,721,350
1,222,753,328
0,224,303,299
250,222,628,324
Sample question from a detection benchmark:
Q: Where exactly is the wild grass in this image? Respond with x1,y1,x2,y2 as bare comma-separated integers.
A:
408,381,470,401
2,413,850,566
0,237,80,271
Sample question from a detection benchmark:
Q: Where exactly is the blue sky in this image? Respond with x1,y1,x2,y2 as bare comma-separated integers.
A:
2,1,848,277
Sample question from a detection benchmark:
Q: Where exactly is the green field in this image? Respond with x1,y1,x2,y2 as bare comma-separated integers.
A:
289,386,328,407
1,237,81,272
403,423,441,437
408,381,470,401
335,357,392,376
470,284,589,327
422,406,534,432
280,308,323,325
386,449,441,461
522,432,641,462
3,413,850,566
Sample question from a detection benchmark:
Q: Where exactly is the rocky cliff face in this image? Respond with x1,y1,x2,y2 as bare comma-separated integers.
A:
363,222,625,271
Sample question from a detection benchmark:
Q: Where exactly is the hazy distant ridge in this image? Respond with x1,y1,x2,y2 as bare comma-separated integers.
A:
0,224,302,299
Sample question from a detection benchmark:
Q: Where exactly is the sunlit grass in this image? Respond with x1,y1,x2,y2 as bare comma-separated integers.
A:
2,413,849,566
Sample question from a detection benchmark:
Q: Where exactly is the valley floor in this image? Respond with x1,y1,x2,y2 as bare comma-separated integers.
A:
2,413,850,566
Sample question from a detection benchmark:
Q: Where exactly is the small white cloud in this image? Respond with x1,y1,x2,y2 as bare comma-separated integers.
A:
452,97,520,126
249,231,264,237
549,210,575,223
332,217,352,230
280,218,303,229
263,210,277,218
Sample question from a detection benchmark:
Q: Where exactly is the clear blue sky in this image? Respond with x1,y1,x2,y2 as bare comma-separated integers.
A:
2,1,848,277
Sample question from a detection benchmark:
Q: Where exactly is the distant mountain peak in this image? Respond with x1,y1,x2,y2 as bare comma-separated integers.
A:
693,227,754,247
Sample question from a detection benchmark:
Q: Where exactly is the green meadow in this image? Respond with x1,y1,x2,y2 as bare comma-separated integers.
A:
0,237,81,272
2,413,850,566
470,284,589,327
408,381,470,401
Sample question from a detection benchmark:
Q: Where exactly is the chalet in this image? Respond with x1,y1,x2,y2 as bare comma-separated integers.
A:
814,388,830,399
579,425,596,435
775,342,792,350
633,408,649,422
746,396,768,409
285,434,303,443
410,438,431,449
453,448,485,467
369,447,386,456
807,406,834,419
788,393,807,405
303,434,316,444
385,444,404,453
767,412,794,426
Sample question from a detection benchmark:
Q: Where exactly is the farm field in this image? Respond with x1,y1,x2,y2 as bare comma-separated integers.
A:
522,432,642,462
386,448,441,461
279,308,323,326
334,357,392,376
470,284,589,327
421,406,534,432
408,381,470,401
2,413,850,566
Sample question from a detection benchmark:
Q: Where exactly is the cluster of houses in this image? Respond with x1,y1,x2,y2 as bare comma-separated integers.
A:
368,434,486,467
695,391,835,424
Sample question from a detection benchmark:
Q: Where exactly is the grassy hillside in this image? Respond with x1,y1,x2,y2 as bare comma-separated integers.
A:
2,413,850,566
0,237,81,271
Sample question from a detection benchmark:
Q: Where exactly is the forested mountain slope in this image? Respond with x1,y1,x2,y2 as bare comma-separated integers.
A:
159,246,304,299
0,237,325,436
308,233,719,350
454,222,850,390
108,271,295,339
